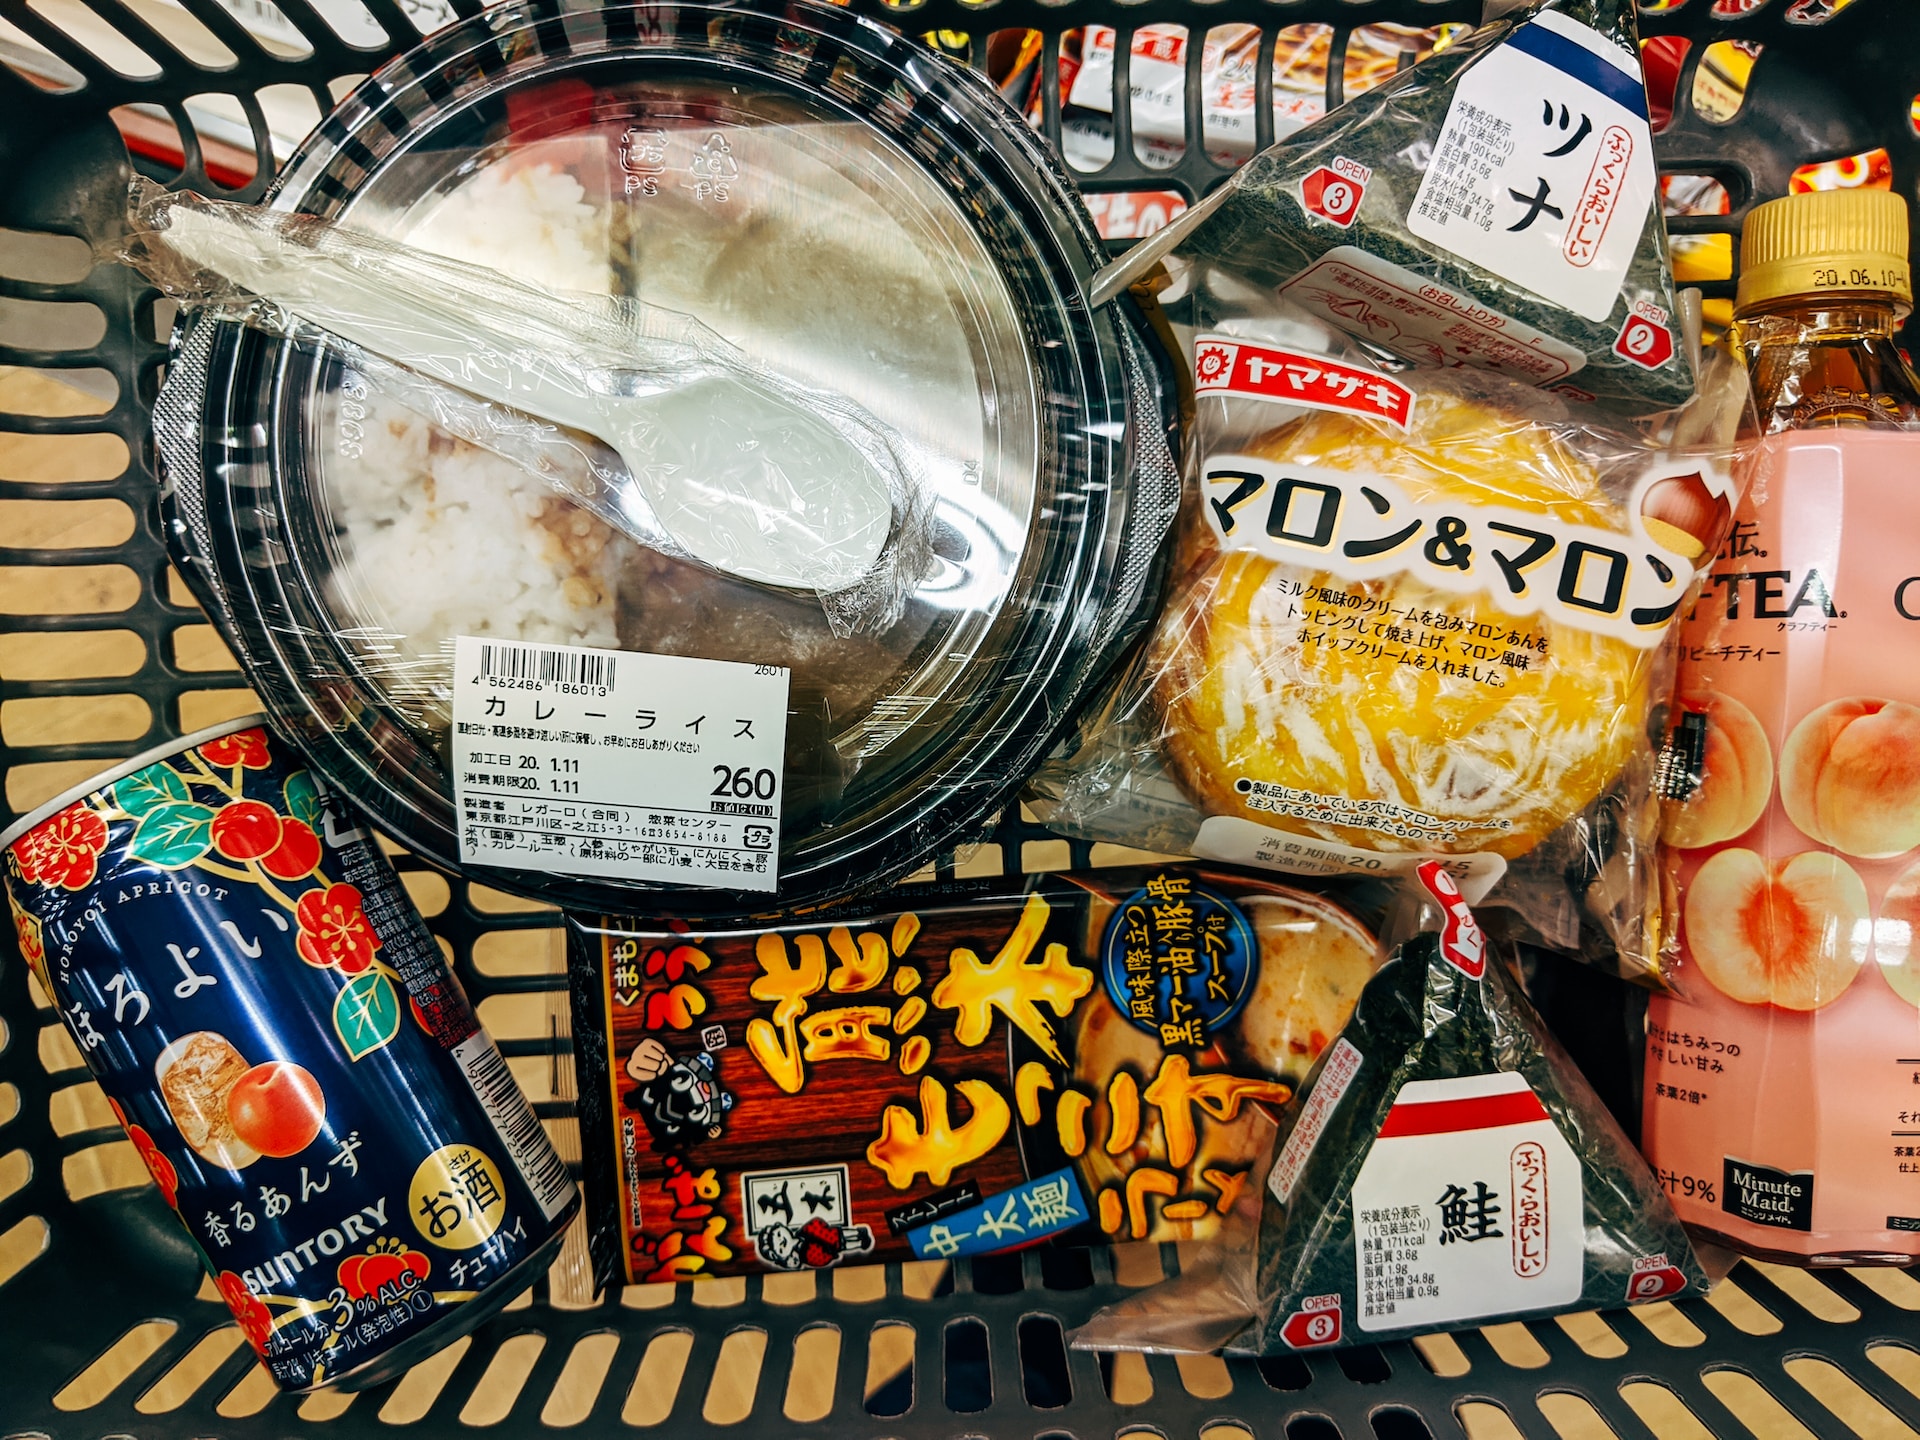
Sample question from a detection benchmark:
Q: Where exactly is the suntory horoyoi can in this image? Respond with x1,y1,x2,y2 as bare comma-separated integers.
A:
1,718,579,1391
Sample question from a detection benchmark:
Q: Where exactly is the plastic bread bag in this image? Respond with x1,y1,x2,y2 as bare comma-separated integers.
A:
124,178,934,638
1028,304,1758,984
1090,0,1692,417
1070,863,1709,1357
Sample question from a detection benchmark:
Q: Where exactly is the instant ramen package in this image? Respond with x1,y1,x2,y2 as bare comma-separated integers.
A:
1091,0,1692,416
1028,311,1756,982
1070,864,1708,1356
568,865,1389,1285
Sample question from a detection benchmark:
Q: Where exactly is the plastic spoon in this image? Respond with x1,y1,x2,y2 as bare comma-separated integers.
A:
154,199,896,594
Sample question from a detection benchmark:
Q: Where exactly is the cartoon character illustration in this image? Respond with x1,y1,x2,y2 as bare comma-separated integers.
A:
626,1037,733,1149
753,1216,874,1271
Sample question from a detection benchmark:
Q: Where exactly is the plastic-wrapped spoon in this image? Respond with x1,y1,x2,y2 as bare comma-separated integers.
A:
143,192,900,595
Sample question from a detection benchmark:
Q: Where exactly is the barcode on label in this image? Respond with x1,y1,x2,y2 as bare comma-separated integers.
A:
480,643,615,690
454,1034,576,1221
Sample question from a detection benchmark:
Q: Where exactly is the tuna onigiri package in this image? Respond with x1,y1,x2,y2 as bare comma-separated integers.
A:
1027,310,1756,981
1070,864,1709,1357
1090,0,1692,416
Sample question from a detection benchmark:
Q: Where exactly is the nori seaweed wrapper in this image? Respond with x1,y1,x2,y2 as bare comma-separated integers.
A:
1249,891,1706,1351
1095,0,1694,416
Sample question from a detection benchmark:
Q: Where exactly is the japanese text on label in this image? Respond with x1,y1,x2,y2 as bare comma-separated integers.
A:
452,638,790,892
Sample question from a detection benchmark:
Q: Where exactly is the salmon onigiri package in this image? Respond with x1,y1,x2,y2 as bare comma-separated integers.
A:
1090,0,1693,416
1027,309,1757,981
1069,864,1709,1356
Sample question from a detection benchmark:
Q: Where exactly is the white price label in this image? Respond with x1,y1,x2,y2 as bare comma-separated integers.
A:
1195,817,1507,904
451,638,790,892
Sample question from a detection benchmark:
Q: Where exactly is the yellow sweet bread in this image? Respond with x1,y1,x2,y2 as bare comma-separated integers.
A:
1156,385,1650,860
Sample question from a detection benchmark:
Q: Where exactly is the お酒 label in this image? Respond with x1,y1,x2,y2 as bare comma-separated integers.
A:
1351,1072,1583,1331
1407,11,1657,323
452,638,789,892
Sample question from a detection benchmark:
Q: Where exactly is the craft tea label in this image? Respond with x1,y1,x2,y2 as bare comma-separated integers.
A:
452,638,790,892
1349,1072,1582,1331
1407,10,1657,323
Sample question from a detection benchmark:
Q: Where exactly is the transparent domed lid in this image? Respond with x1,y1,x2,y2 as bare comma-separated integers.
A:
169,1,1168,915
307,64,1038,805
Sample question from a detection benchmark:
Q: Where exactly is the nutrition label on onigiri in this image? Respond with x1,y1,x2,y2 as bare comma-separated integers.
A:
451,638,790,892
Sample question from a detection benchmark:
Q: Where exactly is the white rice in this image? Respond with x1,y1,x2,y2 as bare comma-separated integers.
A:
319,158,624,716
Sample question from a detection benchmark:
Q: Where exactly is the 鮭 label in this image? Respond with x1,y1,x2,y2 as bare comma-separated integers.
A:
1350,1072,1582,1331
451,638,789,892
1408,10,1657,324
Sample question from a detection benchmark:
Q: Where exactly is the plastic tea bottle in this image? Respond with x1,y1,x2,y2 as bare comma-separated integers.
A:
1646,188,1920,1263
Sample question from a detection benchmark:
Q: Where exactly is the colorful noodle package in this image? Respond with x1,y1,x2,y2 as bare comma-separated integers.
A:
1091,0,1692,416
568,865,1389,1285
1071,864,1708,1356
1028,315,1755,981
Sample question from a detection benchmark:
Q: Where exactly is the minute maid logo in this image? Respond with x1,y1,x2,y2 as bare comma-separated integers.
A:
1201,456,1732,649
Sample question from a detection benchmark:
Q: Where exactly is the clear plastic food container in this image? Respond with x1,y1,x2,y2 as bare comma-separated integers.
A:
157,0,1178,917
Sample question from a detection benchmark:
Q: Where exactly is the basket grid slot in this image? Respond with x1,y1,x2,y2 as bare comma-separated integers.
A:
6,0,1920,1434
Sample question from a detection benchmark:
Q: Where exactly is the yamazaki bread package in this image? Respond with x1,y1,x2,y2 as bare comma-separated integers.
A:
1089,0,1693,416
1069,864,1709,1357
1028,314,1757,985
568,866,1390,1284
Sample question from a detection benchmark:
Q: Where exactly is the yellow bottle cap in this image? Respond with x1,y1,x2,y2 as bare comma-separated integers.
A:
1736,188,1912,314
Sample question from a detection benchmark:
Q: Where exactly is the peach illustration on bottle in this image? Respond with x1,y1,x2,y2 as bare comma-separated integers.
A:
1682,849,1869,1011
1778,698,1920,858
1867,861,1920,1008
1663,692,1773,850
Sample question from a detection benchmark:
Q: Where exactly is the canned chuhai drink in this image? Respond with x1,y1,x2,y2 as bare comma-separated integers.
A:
1,718,579,1392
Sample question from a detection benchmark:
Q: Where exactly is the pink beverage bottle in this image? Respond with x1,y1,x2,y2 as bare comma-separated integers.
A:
1646,187,1920,1263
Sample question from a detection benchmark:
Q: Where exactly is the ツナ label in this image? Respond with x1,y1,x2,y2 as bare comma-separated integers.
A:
1408,11,1657,324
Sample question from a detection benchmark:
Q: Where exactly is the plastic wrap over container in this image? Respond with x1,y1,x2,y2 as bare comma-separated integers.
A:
151,0,1179,920
1028,303,1758,984
126,181,937,636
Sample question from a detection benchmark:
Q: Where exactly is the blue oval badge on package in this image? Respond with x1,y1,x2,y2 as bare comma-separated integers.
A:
1099,874,1257,1048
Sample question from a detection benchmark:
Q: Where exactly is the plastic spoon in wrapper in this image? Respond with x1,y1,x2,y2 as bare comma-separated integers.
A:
143,193,898,596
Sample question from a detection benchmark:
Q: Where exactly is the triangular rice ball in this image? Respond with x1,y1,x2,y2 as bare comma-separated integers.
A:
1094,0,1694,415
